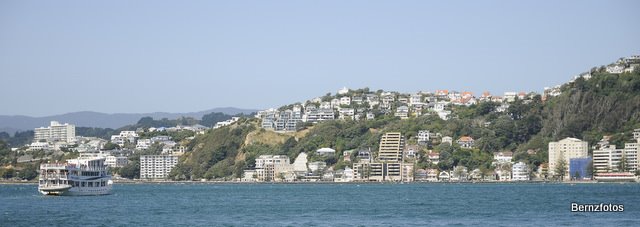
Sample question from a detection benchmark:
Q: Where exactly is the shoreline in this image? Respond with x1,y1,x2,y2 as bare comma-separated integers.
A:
1,179,633,185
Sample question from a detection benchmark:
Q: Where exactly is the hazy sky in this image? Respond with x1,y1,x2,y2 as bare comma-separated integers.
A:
1,0,639,116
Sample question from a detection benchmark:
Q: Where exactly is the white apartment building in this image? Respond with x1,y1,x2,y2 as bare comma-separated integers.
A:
593,141,639,173
512,162,529,181
548,137,588,179
140,155,179,179
34,121,76,143
304,109,335,123
105,155,129,168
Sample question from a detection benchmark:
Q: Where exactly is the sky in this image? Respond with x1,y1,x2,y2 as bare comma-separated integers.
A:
1,0,639,117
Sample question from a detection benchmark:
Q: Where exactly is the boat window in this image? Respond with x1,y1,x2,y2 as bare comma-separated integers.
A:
88,182,93,187
81,182,86,187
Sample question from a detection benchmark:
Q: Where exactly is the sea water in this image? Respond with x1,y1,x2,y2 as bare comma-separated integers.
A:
1,183,639,226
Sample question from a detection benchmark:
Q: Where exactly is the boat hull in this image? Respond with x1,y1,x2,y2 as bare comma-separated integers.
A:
38,185,72,196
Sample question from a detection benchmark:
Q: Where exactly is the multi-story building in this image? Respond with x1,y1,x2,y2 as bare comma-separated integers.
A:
634,129,640,141
34,121,76,143
377,132,405,162
352,132,414,182
548,137,588,179
394,106,409,119
136,139,152,150
105,155,129,168
110,131,139,147
304,109,335,123
140,155,179,179
512,162,529,181
417,130,431,145
593,141,638,173
254,155,293,182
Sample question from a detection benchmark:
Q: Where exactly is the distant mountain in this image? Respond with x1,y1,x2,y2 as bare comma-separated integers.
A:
0,107,258,133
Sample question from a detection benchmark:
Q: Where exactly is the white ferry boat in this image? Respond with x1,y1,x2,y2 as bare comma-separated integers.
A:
38,155,113,196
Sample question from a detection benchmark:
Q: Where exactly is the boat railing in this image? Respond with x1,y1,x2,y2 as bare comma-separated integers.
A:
70,167,107,171
40,174,69,179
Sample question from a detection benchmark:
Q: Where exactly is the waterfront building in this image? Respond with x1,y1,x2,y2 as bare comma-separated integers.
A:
512,162,530,181
292,152,309,175
415,169,428,181
569,157,592,180
352,162,414,182
426,169,439,182
254,155,293,182
438,171,450,182
308,161,327,174
242,170,256,182
593,142,638,173
34,121,76,143
548,138,588,179
140,155,179,179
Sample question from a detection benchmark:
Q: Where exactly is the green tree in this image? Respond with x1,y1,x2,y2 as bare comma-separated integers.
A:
18,164,38,180
1,168,16,179
103,141,119,150
618,154,629,172
555,159,567,181
120,155,140,179
585,160,594,179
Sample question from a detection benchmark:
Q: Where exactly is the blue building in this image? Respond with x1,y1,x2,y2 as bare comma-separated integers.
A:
569,157,592,180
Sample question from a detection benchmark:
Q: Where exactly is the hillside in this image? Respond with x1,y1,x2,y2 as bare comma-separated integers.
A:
168,70,640,180
541,72,640,145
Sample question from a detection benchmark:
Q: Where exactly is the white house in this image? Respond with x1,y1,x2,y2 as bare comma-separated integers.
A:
417,130,431,144
338,87,350,95
606,65,625,74
394,106,409,119
316,148,336,156
340,97,351,106
494,151,513,163
441,136,453,146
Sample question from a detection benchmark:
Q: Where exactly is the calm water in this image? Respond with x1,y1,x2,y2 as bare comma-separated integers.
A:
1,183,639,226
